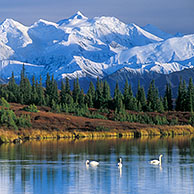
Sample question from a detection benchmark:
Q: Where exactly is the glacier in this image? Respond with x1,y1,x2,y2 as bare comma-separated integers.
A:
0,11,194,82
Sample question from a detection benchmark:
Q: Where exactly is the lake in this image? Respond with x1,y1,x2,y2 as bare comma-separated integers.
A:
0,136,194,194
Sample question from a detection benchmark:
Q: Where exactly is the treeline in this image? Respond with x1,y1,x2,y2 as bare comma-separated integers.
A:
0,65,194,114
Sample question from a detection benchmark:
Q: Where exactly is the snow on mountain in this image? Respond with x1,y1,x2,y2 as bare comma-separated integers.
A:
117,34,194,74
0,11,194,83
0,60,44,80
0,18,32,49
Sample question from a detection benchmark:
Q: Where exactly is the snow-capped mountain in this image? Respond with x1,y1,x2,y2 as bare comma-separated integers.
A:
0,11,194,84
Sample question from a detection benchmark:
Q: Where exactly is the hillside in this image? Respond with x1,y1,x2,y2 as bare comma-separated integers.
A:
0,103,194,143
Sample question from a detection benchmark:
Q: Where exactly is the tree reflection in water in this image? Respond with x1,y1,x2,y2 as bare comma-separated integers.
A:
0,136,193,194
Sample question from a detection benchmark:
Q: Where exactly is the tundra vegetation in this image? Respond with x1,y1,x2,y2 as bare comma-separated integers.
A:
0,65,194,133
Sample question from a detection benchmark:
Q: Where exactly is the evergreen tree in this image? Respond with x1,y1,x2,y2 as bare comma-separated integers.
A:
85,81,95,107
95,77,103,108
123,81,137,111
60,80,66,104
113,82,124,112
157,97,164,113
147,80,159,112
51,75,59,104
102,81,111,108
65,77,71,95
78,88,85,107
176,79,187,111
19,65,32,104
163,96,168,111
45,73,51,105
31,75,38,104
72,78,80,103
37,76,45,106
136,81,147,111
164,83,173,111
7,72,18,102
45,74,59,106
186,78,194,112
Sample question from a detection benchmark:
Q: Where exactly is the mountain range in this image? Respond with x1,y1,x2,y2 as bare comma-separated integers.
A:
0,11,194,94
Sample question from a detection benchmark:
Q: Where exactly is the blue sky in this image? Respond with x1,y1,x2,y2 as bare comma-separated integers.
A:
0,0,193,34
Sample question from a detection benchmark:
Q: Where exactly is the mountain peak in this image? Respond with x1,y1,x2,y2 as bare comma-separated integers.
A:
0,18,21,28
57,11,88,26
33,19,58,27
74,11,87,20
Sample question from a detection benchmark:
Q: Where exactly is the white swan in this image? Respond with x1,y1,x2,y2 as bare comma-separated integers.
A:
86,160,99,166
150,154,163,165
118,157,122,168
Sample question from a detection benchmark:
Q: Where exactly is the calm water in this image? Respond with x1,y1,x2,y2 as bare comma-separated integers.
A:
0,136,194,194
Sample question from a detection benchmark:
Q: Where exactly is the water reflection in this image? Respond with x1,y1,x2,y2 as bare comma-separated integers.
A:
0,136,193,194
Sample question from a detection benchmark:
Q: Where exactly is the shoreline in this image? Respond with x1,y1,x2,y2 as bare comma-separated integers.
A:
1,124,194,144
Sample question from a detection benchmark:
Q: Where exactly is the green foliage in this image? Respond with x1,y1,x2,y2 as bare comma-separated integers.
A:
51,100,62,113
164,83,173,111
169,117,179,125
98,107,110,114
147,80,160,112
74,104,89,117
113,111,169,125
95,77,103,108
0,108,18,129
0,97,10,108
176,79,187,111
72,78,80,103
87,112,107,120
86,82,95,108
24,104,38,113
0,107,31,130
189,114,194,126
17,114,31,128
95,126,110,131
1,66,194,126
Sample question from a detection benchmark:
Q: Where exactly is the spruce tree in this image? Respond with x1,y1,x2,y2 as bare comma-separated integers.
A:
113,82,123,112
164,83,173,111
7,72,18,102
176,79,187,111
51,75,59,104
19,65,32,104
60,80,66,104
102,81,111,108
136,81,147,111
65,77,71,95
147,80,159,112
78,88,85,107
31,75,38,104
72,78,80,103
37,76,45,106
86,81,95,107
95,77,103,108
186,78,194,112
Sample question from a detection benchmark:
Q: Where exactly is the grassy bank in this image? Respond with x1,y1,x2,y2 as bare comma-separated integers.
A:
1,124,194,144
1,103,194,144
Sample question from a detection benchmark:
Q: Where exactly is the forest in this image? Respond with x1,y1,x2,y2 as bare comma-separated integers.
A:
0,65,194,130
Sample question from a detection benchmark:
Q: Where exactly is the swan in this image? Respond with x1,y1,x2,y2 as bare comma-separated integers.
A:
118,157,122,168
86,160,99,166
150,154,163,165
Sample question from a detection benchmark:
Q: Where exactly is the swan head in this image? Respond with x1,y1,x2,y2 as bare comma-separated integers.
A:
119,157,122,163
86,160,89,165
159,154,163,158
